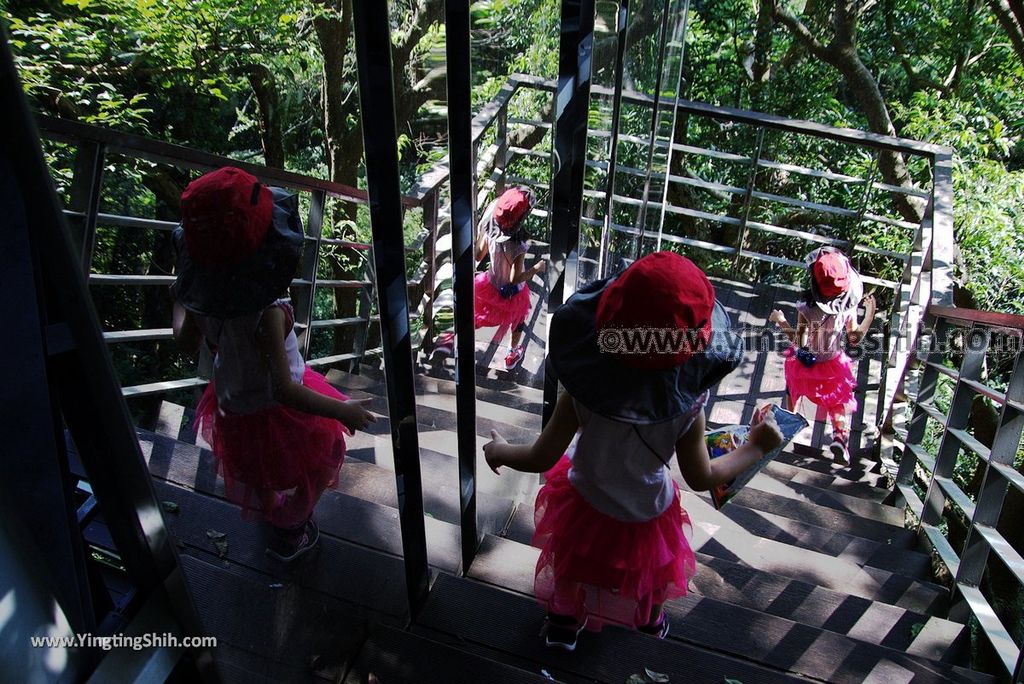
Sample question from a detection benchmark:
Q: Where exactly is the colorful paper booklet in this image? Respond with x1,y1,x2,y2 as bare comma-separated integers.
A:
706,404,809,509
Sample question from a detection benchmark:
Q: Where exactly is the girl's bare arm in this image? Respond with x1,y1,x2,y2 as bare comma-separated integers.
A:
847,294,876,345
511,252,547,285
484,390,578,474
171,301,202,355
675,411,783,491
256,306,375,433
769,309,807,346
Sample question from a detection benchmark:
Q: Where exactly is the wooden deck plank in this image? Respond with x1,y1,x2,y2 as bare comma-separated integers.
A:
152,479,411,621
180,553,370,683
345,624,555,684
418,575,808,684
468,534,964,659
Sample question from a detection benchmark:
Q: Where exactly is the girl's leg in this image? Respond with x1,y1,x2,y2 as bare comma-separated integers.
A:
639,601,669,638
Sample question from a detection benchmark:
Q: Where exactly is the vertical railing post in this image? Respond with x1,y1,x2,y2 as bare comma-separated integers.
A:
896,314,948,488
422,188,439,347
920,324,990,527
495,104,509,196
296,189,326,359
544,0,595,426
445,0,480,571
596,0,630,280
732,127,765,267
67,140,106,277
956,338,1024,587
351,0,430,616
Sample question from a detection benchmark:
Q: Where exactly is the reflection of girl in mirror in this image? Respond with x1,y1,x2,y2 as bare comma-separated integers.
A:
171,167,374,563
472,186,547,370
769,246,875,465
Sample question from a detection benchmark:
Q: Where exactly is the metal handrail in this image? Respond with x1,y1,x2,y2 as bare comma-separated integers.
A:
894,304,1024,681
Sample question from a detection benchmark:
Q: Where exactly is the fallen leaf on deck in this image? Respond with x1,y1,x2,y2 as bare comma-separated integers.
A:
644,669,669,683
161,501,179,514
206,529,228,558
724,678,744,684
269,582,283,589
540,669,555,681
625,676,647,684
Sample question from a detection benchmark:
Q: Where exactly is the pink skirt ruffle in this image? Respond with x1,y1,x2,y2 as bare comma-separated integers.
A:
785,350,858,412
195,367,348,528
474,271,531,329
532,456,697,630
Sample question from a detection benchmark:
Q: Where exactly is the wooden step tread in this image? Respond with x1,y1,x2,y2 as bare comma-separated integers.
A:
138,429,518,546
425,574,988,684
152,478,410,621
344,623,555,684
762,459,891,502
469,535,966,663
418,574,808,684
180,554,368,684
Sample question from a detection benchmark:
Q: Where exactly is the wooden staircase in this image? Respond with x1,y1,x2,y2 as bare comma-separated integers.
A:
78,352,993,684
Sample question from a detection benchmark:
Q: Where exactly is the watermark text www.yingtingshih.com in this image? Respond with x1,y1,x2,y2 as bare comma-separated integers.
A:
595,324,1023,357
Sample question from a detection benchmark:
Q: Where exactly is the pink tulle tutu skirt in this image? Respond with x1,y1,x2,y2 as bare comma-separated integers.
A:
474,271,531,329
532,456,697,630
784,349,858,412
195,367,348,529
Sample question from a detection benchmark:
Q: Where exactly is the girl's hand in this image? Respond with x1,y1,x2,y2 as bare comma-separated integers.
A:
483,429,507,475
749,418,783,454
536,259,548,274
339,398,376,433
861,293,876,315
768,309,787,326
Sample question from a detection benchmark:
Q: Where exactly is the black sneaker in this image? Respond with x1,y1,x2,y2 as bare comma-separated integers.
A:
266,520,320,562
638,613,670,639
829,438,851,466
543,613,586,652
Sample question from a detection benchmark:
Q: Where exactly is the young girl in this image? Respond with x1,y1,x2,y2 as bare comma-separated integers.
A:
769,246,875,465
483,251,783,650
171,167,375,562
472,186,547,370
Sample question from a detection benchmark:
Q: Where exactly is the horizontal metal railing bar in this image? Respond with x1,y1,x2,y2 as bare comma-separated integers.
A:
905,442,936,473
508,74,949,156
916,401,949,426
923,523,961,577
37,115,424,208
947,426,991,460
935,475,976,519
975,524,1024,587
896,482,925,518
959,377,1014,408
315,237,373,249
122,377,207,398
931,305,1024,331
64,211,180,232
305,348,384,367
89,274,176,285
308,317,368,329
294,279,370,288
992,461,1024,495
957,584,1020,676
925,361,959,382
505,109,936,200
861,212,920,231
103,328,174,343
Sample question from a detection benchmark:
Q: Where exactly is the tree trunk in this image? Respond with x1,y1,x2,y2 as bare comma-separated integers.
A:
774,4,925,223
247,63,286,169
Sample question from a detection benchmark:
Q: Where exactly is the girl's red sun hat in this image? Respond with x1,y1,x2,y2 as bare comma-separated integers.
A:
493,187,532,231
811,251,850,299
180,166,274,269
595,251,714,369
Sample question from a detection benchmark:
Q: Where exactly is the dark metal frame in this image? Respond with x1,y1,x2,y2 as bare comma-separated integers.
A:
894,305,1024,681
1,28,215,681
351,0,431,617
444,0,481,571
544,0,596,425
